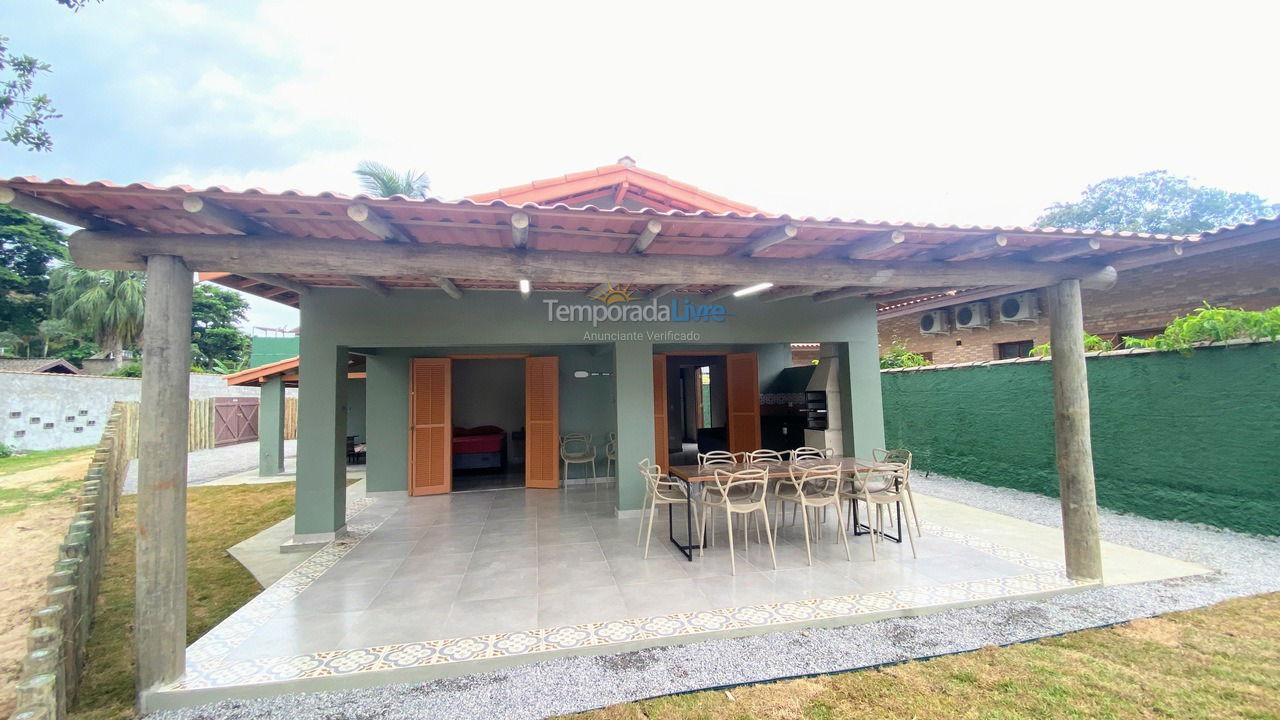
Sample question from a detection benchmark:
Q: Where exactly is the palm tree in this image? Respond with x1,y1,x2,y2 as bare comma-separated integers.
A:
49,266,145,370
354,161,430,198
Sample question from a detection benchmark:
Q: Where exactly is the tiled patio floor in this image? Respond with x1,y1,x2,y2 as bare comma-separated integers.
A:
153,479,1118,709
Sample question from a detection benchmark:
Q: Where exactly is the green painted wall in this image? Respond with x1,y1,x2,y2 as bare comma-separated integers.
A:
297,288,883,520
882,342,1280,535
248,336,299,368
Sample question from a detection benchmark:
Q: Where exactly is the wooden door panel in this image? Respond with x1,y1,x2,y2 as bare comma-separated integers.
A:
214,397,259,447
726,352,761,454
652,355,668,471
410,358,451,495
525,356,559,489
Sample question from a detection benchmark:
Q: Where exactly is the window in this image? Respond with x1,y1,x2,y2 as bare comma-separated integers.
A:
995,340,1034,360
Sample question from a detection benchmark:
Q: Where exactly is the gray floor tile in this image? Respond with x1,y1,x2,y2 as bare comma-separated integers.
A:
537,542,606,567
274,582,384,618
469,547,539,573
308,559,403,590
694,571,780,608
618,578,712,616
536,525,598,546
537,560,617,593
334,607,451,649
443,595,539,637
391,551,473,579
537,585,630,627
227,610,363,660
457,565,539,601
367,573,463,611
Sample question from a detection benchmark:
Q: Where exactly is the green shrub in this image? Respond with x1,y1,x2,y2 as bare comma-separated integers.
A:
1124,303,1280,355
0,443,11,459
1029,333,1115,357
106,362,142,378
880,338,931,369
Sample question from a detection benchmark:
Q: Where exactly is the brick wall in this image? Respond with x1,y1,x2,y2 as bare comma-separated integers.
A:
878,241,1280,365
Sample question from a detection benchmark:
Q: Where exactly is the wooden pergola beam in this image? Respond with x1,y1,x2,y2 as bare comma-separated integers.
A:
762,286,832,303
181,196,270,235
926,233,1008,261
1025,238,1101,263
813,286,878,303
241,273,311,296
431,276,463,300
0,186,118,230
345,274,390,297
510,211,530,248
865,286,960,304
846,230,905,259
629,219,663,253
646,284,686,299
69,231,1121,292
741,223,798,256
346,203,414,243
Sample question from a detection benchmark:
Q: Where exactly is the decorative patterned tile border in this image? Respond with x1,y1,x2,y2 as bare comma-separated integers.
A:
175,506,1085,691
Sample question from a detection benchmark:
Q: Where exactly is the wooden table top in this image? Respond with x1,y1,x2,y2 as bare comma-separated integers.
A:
668,456,894,483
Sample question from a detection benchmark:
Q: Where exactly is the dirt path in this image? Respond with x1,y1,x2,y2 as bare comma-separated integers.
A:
0,450,94,717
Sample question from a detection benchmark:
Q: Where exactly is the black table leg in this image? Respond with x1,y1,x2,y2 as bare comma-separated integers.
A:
667,479,701,561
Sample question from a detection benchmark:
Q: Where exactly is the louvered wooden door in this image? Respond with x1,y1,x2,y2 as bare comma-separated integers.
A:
726,352,761,454
652,355,668,471
524,356,560,489
409,358,451,496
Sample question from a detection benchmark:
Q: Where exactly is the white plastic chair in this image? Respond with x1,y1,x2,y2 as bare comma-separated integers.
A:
773,463,851,565
604,433,618,478
872,448,920,536
847,465,918,560
699,467,776,575
560,433,597,480
636,458,695,558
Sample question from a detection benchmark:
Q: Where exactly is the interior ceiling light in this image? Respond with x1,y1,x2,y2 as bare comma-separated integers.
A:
518,279,531,295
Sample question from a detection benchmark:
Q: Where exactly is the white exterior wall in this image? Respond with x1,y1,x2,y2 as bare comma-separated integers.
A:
0,371,280,452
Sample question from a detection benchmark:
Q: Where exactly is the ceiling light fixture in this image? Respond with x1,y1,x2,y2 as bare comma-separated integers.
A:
518,279,531,295
733,282,774,297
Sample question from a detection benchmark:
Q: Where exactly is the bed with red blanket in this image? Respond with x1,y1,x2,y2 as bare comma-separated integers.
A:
452,425,507,470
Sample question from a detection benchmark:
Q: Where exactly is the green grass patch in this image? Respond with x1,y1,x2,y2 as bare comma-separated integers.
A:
0,446,95,476
70,482,296,720
0,477,82,514
572,594,1280,720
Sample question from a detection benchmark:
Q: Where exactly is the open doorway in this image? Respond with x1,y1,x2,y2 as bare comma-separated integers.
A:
665,355,728,466
450,358,525,491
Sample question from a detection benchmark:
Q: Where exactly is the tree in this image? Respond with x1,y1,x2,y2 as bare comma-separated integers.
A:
191,284,251,371
36,317,76,356
49,267,144,369
354,161,430,199
0,205,67,342
1,1,102,151
1035,171,1279,235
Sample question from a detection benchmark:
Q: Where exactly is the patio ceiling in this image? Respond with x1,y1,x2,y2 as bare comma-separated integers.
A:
0,176,1198,308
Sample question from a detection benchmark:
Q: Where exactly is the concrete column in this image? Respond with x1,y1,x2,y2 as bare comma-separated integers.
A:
836,303,887,457
613,339,655,512
366,354,410,494
135,254,192,698
1048,279,1104,581
258,375,285,476
293,334,348,541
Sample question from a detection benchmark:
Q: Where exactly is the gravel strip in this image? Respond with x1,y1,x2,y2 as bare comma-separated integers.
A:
123,439,297,495
152,474,1280,720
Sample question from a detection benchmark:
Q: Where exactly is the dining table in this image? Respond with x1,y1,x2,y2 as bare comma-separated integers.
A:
664,455,900,561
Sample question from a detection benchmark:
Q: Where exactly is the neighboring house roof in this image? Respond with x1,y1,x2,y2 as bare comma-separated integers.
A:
0,357,82,374
224,355,366,387
464,156,766,215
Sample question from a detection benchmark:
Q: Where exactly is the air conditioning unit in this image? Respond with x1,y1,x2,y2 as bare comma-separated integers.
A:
953,301,990,329
919,309,950,335
998,292,1040,323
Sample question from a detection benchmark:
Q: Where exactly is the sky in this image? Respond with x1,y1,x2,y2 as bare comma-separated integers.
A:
2,0,1278,330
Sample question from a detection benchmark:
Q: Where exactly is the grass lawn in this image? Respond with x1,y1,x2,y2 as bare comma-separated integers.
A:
573,593,1280,720
69,482,296,720
0,446,96,476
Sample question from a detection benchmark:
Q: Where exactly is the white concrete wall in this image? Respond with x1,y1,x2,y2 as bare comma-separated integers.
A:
0,371,274,452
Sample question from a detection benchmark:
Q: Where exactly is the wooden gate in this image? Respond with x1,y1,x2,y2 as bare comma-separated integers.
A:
213,397,259,447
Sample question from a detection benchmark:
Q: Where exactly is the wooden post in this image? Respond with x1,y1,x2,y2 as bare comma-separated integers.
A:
1047,279,1104,581
135,254,192,698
